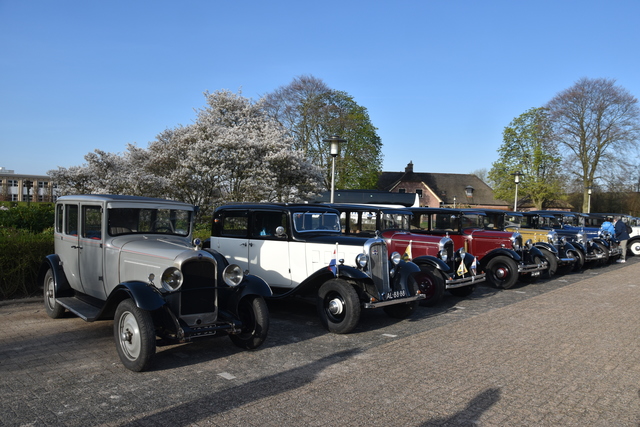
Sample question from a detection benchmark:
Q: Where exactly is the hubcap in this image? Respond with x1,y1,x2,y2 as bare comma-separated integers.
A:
328,297,344,315
495,267,508,279
119,312,141,360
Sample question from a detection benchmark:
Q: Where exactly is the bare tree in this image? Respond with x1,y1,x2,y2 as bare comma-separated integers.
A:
546,77,640,212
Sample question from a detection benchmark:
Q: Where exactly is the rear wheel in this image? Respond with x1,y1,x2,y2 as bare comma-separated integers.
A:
43,268,65,319
114,299,156,372
485,256,518,289
230,296,269,350
317,279,360,334
414,266,445,307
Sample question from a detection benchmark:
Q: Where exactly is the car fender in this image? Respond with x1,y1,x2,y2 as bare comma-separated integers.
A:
394,260,421,291
526,246,545,259
592,237,609,248
411,255,450,272
39,254,72,297
534,242,558,254
270,265,370,299
111,281,167,312
572,241,587,255
220,275,274,312
480,248,521,269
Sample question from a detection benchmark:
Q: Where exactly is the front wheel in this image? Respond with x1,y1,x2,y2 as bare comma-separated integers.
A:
485,256,519,289
629,240,640,256
230,296,269,350
538,248,557,279
414,266,445,307
114,299,156,372
43,268,65,319
592,242,610,265
317,279,361,334
572,248,585,272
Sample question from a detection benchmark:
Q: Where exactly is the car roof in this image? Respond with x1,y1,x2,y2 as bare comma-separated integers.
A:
316,203,411,216
215,203,340,214
56,194,192,206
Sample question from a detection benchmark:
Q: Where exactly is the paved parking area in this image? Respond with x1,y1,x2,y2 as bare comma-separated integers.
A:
2,257,640,426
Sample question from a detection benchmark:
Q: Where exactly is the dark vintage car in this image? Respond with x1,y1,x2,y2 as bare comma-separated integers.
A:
476,209,580,275
405,207,548,289
40,195,272,371
323,204,486,305
528,210,621,264
208,204,425,334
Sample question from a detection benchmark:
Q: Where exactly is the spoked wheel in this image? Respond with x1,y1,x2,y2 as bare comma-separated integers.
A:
317,279,360,334
43,268,65,319
114,299,156,372
230,296,269,350
485,256,519,289
414,266,444,307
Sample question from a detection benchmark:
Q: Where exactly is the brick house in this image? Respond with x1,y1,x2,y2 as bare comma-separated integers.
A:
377,162,509,209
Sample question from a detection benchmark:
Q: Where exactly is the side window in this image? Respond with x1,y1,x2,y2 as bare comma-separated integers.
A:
56,204,64,233
82,206,102,240
251,211,287,238
220,212,249,237
65,205,78,236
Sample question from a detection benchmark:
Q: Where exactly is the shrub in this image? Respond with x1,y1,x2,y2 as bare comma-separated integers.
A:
0,228,54,300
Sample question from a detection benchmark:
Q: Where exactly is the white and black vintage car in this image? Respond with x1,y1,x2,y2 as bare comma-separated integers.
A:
39,195,272,371
207,204,426,334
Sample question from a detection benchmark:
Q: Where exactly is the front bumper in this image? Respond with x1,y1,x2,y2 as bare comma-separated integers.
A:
445,273,487,289
363,294,425,309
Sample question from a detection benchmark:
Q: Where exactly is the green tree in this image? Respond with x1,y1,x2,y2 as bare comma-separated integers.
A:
546,77,640,212
488,107,563,210
263,75,383,190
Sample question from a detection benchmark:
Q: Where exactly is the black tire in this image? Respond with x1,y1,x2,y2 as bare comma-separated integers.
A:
43,268,65,319
317,279,361,334
114,299,156,372
230,296,270,350
572,248,585,272
593,241,609,265
448,285,476,298
521,255,545,283
414,266,445,307
485,256,519,289
629,240,640,256
383,276,420,319
538,248,557,279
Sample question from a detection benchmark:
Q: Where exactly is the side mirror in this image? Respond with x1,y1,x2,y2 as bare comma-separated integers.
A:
275,226,286,237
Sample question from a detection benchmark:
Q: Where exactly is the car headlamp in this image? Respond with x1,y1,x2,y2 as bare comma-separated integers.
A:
525,239,534,249
391,252,402,265
356,253,369,268
161,267,183,291
222,264,244,287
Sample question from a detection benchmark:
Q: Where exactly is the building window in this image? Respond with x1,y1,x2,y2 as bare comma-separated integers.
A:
416,189,423,198
398,188,406,194
38,181,46,188
8,180,18,187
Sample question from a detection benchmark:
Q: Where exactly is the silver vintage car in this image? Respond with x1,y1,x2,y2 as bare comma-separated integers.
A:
39,195,272,371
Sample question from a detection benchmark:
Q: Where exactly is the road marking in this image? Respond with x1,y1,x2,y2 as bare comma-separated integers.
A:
218,372,236,380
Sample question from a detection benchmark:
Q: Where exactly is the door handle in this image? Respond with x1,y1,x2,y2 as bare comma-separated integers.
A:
71,245,83,249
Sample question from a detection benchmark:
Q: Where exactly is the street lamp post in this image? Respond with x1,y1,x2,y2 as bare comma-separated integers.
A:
512,171,523,211
323,135,345,203
587,186,592,213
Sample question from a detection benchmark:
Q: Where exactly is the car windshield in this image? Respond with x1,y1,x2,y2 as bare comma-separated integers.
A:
381,212,411,230
293,211,341,233
504,214,523,228
482,213,504,230
108,207,192,236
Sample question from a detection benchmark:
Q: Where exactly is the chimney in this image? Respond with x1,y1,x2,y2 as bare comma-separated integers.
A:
405,161,414,173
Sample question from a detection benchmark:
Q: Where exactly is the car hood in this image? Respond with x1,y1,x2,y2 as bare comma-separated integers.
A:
111,235,195,261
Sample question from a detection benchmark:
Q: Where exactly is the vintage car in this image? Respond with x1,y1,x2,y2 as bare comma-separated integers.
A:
523,211,606,266
476,209,580,275
207,204,425,334
588,213,640,256
405,208,548,289
323,204,486,305
39,195,272,372
529,210,621,264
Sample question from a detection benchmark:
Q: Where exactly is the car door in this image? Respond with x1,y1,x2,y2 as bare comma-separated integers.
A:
78,204,106,300
56,202,85,293
213,210,250,272
247,210,292,287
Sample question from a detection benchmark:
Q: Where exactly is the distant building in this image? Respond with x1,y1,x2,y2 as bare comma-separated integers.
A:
312,189,420,207
377,161,509,209
0,167,58,203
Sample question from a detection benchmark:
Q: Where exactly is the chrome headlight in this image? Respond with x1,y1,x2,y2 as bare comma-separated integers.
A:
458,246,466,260
576,233,585,244
223,264,244,287
510,232,522,251
390,252,402,265
547,231,558,244
161,267,183,291
356,253,369,268
525,239,534,249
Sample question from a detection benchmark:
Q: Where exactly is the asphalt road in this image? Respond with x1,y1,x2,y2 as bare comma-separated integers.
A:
1,256,639,426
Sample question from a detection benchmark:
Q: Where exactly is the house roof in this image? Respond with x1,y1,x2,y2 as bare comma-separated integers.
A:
377,161,508,207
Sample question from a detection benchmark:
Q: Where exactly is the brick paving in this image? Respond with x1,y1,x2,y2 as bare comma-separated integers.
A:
1,259,639,426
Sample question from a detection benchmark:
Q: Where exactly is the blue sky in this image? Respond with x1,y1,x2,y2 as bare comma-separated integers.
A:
2,0,639,177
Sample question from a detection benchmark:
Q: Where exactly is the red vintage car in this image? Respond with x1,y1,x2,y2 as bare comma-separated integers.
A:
405,207,548,289
326,204,486,306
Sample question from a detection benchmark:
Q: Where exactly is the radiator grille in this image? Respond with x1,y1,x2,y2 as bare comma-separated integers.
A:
368,240,390,293
180,260,216,316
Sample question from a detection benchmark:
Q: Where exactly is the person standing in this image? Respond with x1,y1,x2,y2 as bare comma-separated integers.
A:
614,215,630,263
